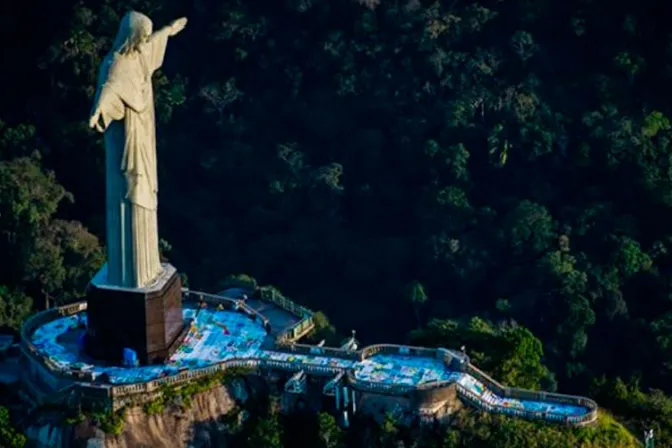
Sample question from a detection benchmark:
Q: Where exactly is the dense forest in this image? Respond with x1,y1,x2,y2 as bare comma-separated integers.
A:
3,0,672,445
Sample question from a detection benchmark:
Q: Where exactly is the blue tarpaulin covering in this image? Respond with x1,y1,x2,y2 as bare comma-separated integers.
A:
123,348,138,367
29,306,590,417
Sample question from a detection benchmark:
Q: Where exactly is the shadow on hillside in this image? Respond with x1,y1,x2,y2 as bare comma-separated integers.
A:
188,417,232,448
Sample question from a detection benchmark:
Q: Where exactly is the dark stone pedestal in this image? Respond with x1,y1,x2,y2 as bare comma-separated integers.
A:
85,263,188,365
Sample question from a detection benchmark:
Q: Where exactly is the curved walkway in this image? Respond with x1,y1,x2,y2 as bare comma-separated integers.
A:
27,302,598,426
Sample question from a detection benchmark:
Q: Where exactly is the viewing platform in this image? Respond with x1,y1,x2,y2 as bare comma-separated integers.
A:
19,287,598,427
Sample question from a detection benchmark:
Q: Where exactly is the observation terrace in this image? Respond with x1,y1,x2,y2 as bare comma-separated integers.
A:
19,287,598,427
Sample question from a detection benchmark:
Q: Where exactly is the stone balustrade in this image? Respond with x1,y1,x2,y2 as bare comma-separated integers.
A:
258,286,310,318
465,364,507,396
460,365,598,426
456,384,598,426
258,286,315,343
109,359,260,399
274,342,361,360
19,291,599,426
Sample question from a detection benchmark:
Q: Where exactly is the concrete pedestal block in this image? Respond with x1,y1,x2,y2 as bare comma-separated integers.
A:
85,263,188,365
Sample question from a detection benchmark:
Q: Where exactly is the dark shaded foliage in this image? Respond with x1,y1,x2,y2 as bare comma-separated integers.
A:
3,0,672,445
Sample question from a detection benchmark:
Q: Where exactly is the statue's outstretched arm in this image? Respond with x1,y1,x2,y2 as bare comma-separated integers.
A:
145,17,187,73
167,17,188,36
149,17,187,42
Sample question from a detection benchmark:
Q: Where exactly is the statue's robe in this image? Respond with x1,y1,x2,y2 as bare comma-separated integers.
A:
92,29,170,288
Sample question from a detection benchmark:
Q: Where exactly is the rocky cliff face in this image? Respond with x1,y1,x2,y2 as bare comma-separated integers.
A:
25,378,253,448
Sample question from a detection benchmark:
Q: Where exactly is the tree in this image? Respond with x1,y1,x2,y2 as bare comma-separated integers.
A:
246,415,283,448
0,286,32,332
6,0,672,442
218,273,258,292
0,406,26,448
306,312,341,346
378,413,399,448
0,130,102,314
406,280,428,328
317,413,344,448
499,326,554,390
411,318,553,389
0,155,67,245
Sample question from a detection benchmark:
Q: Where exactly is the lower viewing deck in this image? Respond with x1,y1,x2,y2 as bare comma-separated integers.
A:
22,292,598,426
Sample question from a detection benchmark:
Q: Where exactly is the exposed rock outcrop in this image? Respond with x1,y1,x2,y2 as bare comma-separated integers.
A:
25,377,254,448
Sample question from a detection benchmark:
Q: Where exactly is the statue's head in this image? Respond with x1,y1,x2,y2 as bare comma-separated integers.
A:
112,11,153,55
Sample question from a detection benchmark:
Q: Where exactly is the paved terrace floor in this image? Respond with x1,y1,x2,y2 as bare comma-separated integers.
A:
29,306,591,419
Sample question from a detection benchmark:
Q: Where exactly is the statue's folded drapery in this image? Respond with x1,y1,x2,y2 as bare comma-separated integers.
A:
91,19,171,288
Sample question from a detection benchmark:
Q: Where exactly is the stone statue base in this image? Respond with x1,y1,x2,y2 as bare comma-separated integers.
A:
85,263,189,365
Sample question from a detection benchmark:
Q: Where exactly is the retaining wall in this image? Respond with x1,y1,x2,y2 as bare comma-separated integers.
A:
19,292,598,426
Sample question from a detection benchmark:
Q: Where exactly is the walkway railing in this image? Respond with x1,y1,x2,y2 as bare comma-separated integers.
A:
345,369,416,395
182,290,272,333
359,344,440,360
459,364,598,426
20,302,93,384
19,292,599,426
273,342,360,361
456,384,598,426
346,344,462,398
109,359,262,399
258,286,310,318
258,286,315,343
465,364,507,396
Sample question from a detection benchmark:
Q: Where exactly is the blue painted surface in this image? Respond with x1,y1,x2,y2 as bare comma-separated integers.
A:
456,374,586,417
354,354,459,386
30,306,591,419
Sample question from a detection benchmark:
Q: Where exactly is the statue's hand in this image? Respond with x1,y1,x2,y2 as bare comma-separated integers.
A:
169,17,187,36
89,109,104,133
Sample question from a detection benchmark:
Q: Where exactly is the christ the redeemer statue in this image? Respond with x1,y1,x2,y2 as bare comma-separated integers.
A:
89,11,187,288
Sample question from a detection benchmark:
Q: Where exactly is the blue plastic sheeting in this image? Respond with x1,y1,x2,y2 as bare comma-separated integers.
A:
354,354,458,386
457,374,586,416
30,308,270,384
168,308,266,369
261,351,354,370
123,348,138,367
28,307,590,417
31,314,182,384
